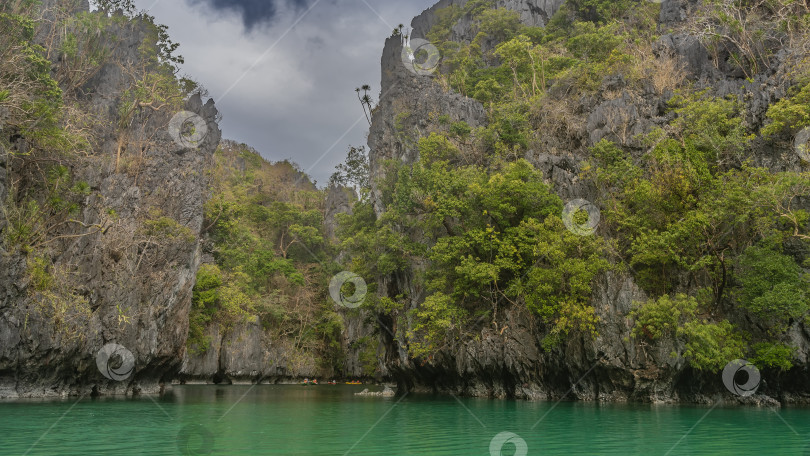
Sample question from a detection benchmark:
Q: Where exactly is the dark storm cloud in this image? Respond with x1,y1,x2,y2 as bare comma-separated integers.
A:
191,0,310,29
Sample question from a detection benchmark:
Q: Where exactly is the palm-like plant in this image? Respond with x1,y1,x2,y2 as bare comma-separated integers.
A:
356,85,374,126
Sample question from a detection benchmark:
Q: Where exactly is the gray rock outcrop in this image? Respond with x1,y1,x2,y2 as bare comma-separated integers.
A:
0,5,220,398
361,0,810,404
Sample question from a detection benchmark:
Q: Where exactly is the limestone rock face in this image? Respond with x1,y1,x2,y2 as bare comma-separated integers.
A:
179,321,323,383
362,0,810,403
411,0,565,40
0,5,220,398
368,40,485,215
323,185,354,242
369,0,566,216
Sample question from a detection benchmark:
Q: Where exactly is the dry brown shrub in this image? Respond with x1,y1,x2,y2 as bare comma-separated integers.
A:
529,95,586,155
650,54,687,95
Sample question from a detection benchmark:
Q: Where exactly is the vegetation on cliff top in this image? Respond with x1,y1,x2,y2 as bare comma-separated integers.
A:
335,0,810,371
1,0,202,340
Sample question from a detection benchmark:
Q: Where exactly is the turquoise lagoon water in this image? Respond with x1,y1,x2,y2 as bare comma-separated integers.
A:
2,385,810,455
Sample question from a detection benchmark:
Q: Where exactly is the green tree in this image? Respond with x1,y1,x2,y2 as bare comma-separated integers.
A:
630,294,699,341
762,81,810,136
408,292,469,357
733,244,809,333
565,22,623,61
330,145,370,191
478,8,523,42
679,320,745,371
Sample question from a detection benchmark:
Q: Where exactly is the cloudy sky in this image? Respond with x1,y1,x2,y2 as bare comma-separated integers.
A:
130,0,437,186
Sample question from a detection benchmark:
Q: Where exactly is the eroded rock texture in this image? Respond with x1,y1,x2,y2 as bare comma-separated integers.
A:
362,0,810,404
0,4,220,398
